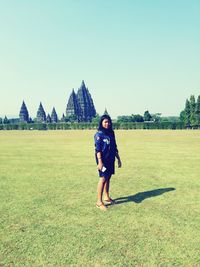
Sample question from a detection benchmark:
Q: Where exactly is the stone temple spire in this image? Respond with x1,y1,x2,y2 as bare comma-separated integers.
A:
66,89,82,121
36,102,46,122
77,81,96,122
19,100,29,123
46,114,51,123
66,82,96,122
51,107,58,123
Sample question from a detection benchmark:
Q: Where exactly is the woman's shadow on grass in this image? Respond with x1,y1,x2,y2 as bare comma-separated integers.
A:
114,187,176,204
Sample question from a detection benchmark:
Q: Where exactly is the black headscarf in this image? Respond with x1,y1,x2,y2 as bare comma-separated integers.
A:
98,114,114,136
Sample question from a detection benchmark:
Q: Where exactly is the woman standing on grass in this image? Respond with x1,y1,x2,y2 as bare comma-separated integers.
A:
94,114,122,211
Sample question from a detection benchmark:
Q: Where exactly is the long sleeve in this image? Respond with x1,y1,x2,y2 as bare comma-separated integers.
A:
113,132,119,154
94,133,102,153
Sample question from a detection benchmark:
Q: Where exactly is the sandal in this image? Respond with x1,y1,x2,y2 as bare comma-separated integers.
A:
104,198,115,205
96,202,108,211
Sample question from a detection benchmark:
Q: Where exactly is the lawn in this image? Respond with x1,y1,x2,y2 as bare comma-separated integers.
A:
0,130,200,266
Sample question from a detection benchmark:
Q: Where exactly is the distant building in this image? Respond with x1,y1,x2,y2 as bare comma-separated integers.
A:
66,81,96,122
51,107,58,123
19,101,29,122
36,102,46,122
18,81,96,123
46,114,51,123
66,89,82,121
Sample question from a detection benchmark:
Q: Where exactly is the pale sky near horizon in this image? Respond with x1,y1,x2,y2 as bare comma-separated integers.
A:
0,0,200,119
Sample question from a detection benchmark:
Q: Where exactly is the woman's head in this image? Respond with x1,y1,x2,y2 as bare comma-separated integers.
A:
98,114,113,132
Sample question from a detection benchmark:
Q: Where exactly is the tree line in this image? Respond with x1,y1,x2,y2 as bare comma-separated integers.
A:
0,121,185,131
179,95,200,128
0,94,199,130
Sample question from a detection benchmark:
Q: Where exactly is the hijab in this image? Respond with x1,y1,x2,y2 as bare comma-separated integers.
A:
98,114,114,136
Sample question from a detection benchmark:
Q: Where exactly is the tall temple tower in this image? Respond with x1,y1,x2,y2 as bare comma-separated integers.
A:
36,102,46,122
51,107,58,123
77,81,96,122
66,81,96,122
19,101,29,122
66,89,82,121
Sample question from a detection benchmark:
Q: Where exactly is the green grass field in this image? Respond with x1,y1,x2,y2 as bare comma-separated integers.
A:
0,130,200,266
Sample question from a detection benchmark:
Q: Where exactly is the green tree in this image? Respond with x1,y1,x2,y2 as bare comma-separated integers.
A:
151,113,162,122
92,114,100,123
185,99,190,128
117,116,132,123
190,95,196,127
65,114,78,123
132,114,144,122
3,116,9,124
179,110,186,123
196,95,200,127
161,116,179,123
143,110,152,121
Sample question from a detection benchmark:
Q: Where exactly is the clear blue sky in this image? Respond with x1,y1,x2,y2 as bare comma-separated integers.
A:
0,0,200,119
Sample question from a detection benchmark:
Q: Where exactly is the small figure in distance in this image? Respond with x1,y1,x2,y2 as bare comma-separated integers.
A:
94,114,122,211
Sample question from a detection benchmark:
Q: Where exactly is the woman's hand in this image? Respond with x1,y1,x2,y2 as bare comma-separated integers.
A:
116,153,122,168
97,160,104,171
118,158,122,168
